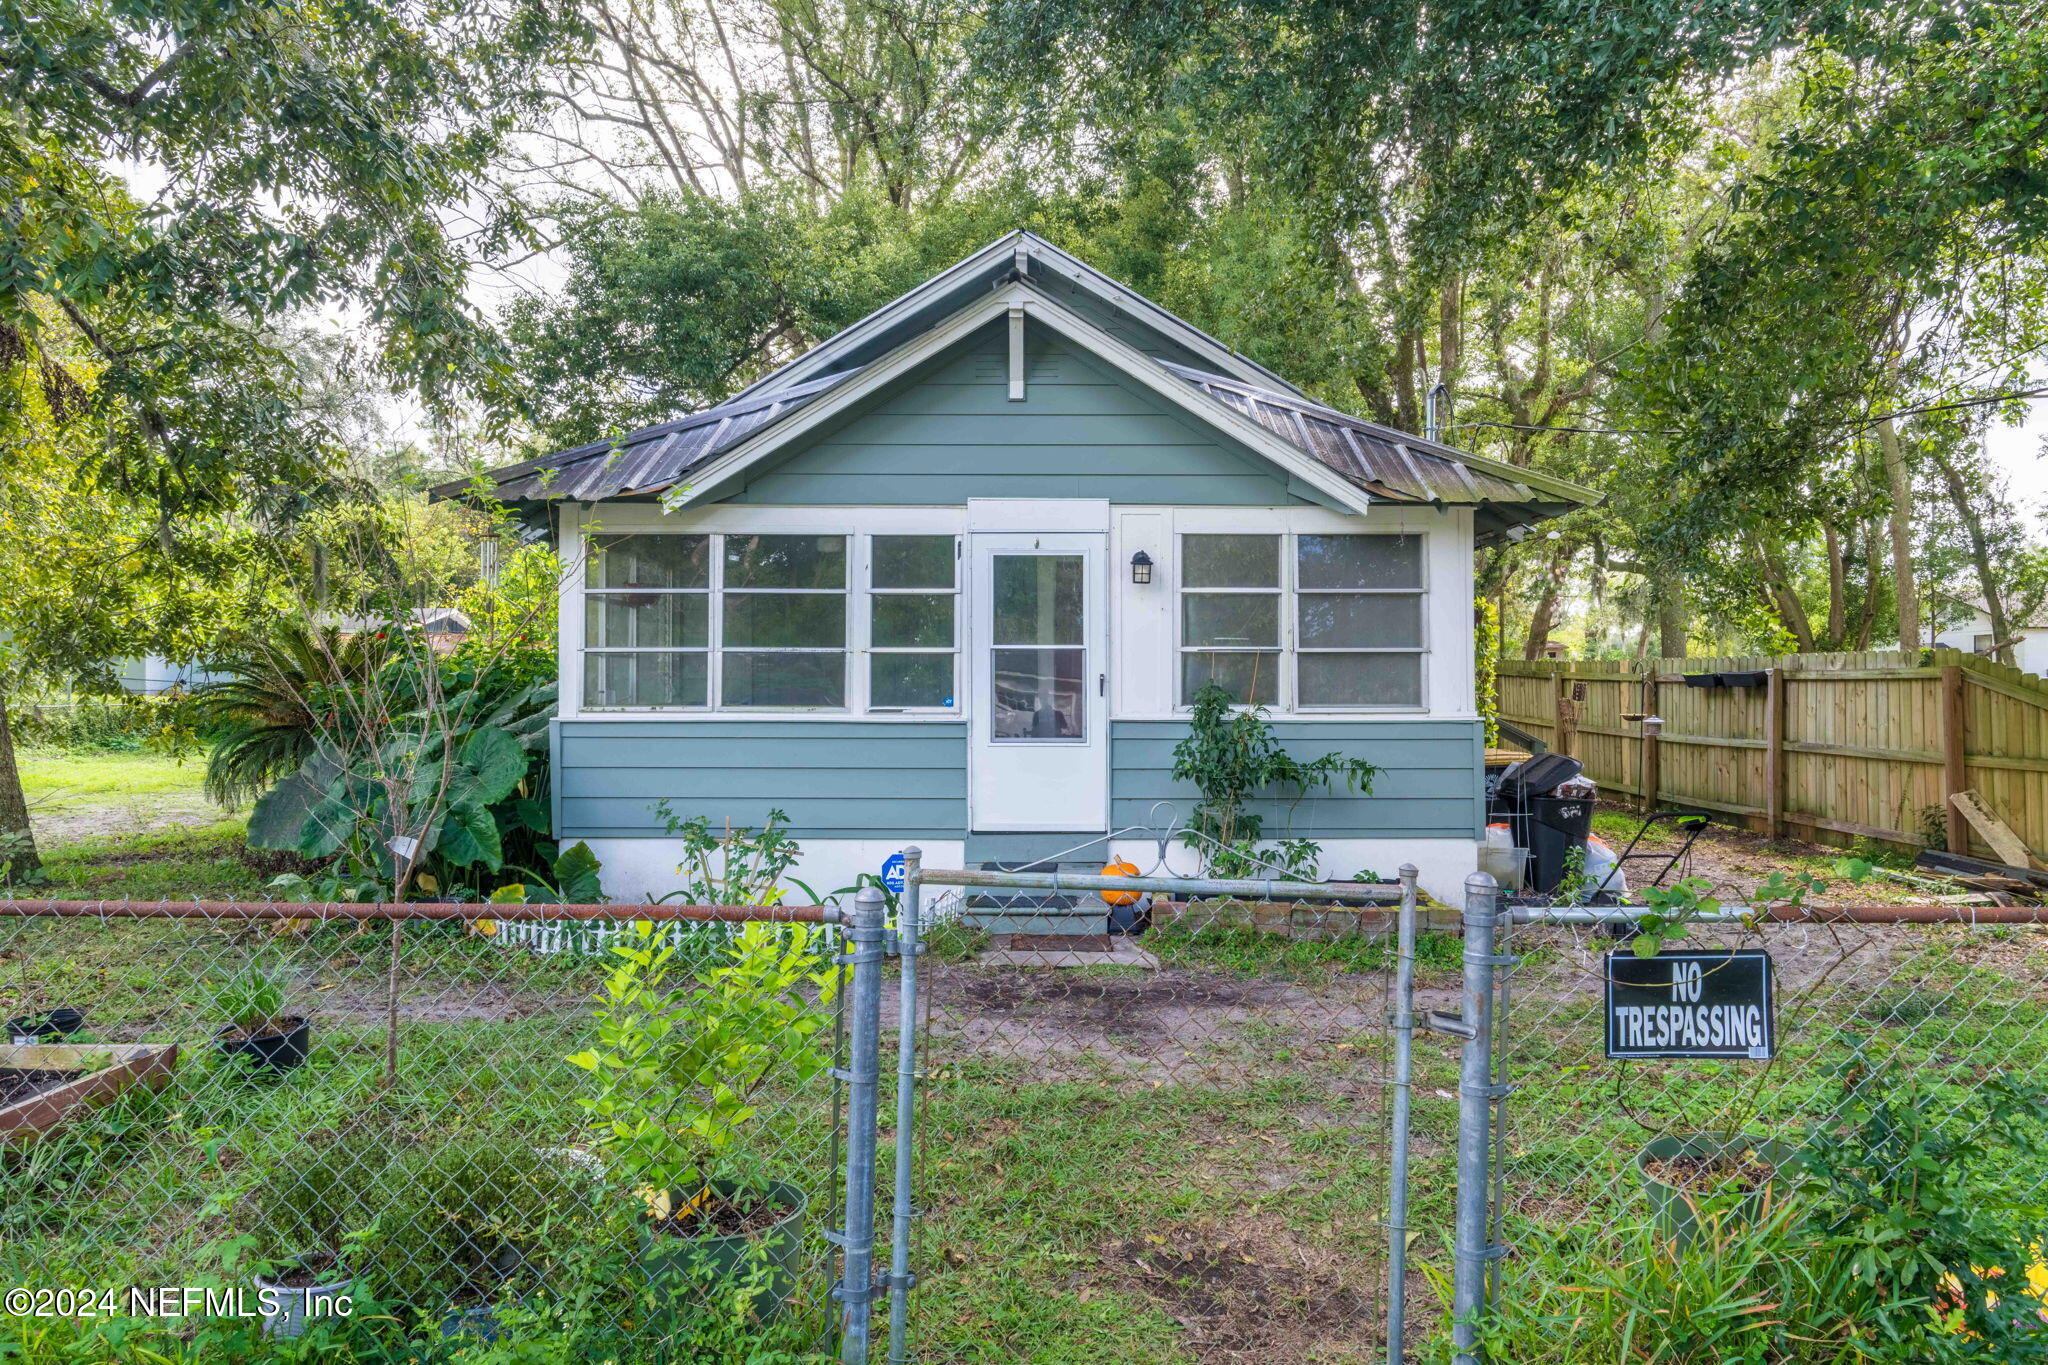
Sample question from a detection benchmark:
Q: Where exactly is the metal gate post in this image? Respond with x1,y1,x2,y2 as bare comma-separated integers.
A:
837,887,887,1364
1451,871,1503,1365
1385,863,1420,1365
886,847,924,1363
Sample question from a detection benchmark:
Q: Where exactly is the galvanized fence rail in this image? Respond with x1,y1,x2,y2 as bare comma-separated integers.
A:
0,895,888,1363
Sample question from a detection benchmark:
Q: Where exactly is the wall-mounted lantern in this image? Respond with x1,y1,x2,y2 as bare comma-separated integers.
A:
1130,550,1154,585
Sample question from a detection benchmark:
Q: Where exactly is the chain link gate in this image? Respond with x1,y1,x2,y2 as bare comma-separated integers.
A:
869,848,1445,1365
1441,880,2048,1364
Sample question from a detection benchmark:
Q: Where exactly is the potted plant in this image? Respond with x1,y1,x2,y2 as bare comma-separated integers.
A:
7,1008,86,1043
567,919,840,1318
1637,1131,1802,1247
246,1139,383,1338
210,968,310,1075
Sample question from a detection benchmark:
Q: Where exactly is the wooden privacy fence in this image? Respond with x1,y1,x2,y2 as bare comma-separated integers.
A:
1498,649,2048,860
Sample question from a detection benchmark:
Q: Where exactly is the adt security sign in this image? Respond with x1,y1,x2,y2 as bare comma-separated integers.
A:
880,853,906,895
1605,948,1775,1061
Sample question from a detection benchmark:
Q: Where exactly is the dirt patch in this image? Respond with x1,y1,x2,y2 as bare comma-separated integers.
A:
0,1068,82,1104
1101,1221,1375,1362
920,964,1387,1083
315,983,584,1024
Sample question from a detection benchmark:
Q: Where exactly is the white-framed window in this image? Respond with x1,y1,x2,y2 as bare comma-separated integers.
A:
1177,531,1425,710
583,534,712,708
721,533,848,708
581,532,850,710
867,535,959,710
1179,534,1283,706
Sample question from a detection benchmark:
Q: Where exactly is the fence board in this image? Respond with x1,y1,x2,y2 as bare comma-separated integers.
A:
1498,650,2048,860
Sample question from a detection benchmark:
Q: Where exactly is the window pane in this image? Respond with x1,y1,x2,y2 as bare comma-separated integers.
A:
873,593,953,648
723,651,845,707
1298,594,1422,649
873,536,954,589
872,653,955,708
1299,653,1422,707
591,534,708,589
1181,652,1279,706
1182,594,1279,648
724,534,846,588
585,592,707,648
992,555,1083,645
1183,534,1279,588
1297,534,1423,590
991,648,1085,739
723,593,845,648
582,652,707,707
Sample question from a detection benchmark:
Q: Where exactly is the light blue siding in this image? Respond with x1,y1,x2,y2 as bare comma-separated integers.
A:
720,323,1313,507
553,717,1484,843
553,720,968,839
1110,720,1486,840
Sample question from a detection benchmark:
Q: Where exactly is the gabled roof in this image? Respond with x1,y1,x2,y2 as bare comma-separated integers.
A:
441,233,1600,540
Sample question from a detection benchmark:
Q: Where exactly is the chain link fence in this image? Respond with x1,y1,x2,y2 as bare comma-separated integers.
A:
1466,890,2048,1362
0,899,852,1359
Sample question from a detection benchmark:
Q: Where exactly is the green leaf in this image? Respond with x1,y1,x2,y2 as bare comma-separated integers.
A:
437,799,505,870
553,841,605,904
1631,934,1665,958
489,884,529,904
461,727,527,804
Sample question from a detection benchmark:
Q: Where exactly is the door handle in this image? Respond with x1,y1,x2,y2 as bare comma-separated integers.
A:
1099,672,1106,696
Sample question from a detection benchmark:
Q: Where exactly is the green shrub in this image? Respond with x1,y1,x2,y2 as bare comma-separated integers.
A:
246,1136,393,1263
205,967,289,1031
11,691,208,756
366,1140,601,1308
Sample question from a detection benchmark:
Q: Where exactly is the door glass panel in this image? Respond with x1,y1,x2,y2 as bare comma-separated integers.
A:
991,648,1085,739
992,555,1082,646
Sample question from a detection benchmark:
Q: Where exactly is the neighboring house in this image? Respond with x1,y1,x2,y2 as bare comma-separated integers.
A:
116,656,226,694
444,233,1597,901
329,606,472,653
1929,594,2048,675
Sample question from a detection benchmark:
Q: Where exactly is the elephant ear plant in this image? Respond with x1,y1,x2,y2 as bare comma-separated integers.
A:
567,920,840,1310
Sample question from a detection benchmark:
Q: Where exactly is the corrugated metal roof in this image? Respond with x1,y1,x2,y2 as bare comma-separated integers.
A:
442,370,851,504
1159,363,1575,510
444,303,1596,542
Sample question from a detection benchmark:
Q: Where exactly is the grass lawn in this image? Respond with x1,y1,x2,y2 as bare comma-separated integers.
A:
14,749,269,900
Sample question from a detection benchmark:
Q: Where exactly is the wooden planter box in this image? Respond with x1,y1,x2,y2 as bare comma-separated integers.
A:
1,1041,179,1145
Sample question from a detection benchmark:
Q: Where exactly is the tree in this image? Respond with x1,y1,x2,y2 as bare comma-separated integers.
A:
0,0,584,879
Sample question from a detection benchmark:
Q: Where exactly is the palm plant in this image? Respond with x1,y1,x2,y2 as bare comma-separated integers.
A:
191,618,386,805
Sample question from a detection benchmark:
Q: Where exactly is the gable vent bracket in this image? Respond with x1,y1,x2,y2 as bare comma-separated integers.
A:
1008,305,1027,402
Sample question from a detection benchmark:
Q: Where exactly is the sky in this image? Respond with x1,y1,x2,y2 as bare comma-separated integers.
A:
1984,398,2048,522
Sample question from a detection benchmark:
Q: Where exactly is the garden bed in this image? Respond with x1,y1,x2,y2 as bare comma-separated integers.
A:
0,1041,179,1144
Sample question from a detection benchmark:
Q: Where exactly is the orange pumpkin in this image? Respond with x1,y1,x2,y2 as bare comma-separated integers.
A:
1100,858,1144,907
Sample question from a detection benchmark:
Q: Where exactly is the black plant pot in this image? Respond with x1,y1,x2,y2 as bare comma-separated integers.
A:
218,1017,311,1073
7,1008,86,1041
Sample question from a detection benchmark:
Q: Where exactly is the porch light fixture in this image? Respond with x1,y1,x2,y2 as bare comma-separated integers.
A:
1130,550,1154,585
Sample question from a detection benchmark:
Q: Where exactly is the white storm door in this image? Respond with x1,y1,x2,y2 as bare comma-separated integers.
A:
969,532,1108,831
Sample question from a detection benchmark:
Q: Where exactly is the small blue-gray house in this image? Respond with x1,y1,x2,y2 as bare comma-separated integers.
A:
457,234,1596,900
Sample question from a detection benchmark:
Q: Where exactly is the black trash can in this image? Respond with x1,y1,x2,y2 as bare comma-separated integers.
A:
1528,795,1595,895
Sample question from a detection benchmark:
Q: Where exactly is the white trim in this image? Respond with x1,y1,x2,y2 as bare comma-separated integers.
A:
730,232,1302,406
659,283,1380,519
967,498,1111,533
1007,305,1025,401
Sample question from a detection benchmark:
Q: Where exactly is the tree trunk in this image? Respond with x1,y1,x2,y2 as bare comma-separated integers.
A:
1757,536,1817,652
0,696,41,883
1854,521,1880,649
1656,574,1688,659
1928,443,2015,662
1823,523,1847,646
1393,330,1420,434
1522,546,1571,659
1876,414,1921,650
1437,277,1463,405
